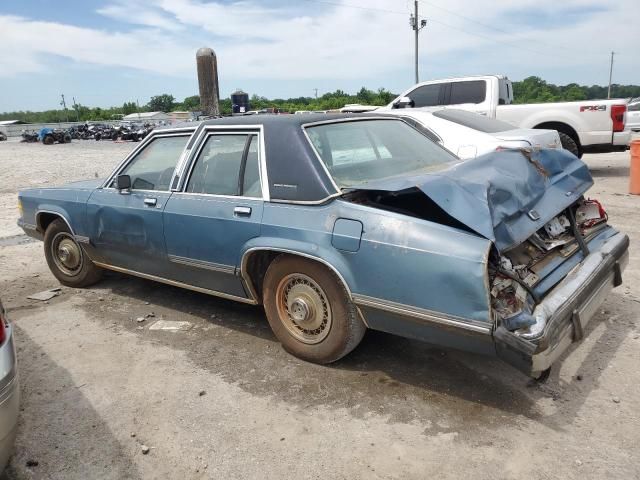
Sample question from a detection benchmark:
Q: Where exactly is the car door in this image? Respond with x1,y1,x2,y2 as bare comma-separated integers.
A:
86,132,191,276
162,129,264,300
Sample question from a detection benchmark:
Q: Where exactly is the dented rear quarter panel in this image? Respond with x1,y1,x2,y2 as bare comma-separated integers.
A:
248,199,494,353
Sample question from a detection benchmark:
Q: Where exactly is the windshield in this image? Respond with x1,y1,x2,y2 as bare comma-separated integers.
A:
305,119,457,188
432,109,517,133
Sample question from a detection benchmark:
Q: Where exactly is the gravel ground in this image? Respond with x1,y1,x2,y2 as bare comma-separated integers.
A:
0,138,638,479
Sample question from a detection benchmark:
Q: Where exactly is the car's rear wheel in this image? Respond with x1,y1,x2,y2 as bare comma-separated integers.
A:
263,255,366,364
44,219,103,288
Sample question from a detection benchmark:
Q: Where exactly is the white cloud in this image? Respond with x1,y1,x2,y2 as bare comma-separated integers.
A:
0,0,637,87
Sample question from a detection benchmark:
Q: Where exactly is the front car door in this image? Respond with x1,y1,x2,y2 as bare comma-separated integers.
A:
86,131,192,276
162,127,265,301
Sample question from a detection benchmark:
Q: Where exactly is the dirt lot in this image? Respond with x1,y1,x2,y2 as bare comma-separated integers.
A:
0,138,638,479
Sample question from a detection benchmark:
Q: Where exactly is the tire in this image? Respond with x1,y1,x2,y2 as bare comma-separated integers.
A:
63,134,72,143
262,255,366,364
42,135,54,145
43,219,103,288
558,132,580,158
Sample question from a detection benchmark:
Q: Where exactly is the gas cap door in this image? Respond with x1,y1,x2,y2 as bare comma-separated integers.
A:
332,218,363,252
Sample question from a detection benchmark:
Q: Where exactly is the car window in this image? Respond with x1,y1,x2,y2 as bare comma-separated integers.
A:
432,109,517,133
119,135,189,191
628,102,640,112
447,80,486,105
408,84,442,107
306,119,457,188
186,134,261,197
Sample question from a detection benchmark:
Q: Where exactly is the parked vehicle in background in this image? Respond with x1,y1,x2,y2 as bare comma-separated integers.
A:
20,130,39,143
383,108,561,159
39,128,71,145
0,299,19,472
380,75,630,157
17,114,629,379
626,98,640,132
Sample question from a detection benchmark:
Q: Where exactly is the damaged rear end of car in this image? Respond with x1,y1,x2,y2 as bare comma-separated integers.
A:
342,147,628,378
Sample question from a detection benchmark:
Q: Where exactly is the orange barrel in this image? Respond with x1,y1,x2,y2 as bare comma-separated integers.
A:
631,140,640,195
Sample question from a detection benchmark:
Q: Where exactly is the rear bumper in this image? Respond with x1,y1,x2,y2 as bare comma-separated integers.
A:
495,231,629,378
613,130,631,147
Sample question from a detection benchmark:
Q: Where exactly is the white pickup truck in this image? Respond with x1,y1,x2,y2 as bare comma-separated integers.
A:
378,75,630,157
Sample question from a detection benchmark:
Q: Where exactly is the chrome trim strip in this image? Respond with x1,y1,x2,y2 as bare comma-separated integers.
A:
74,235,90,244
352,293,492,334
168,254,235,274
35,210,75,235
93,262,257,305
171,191,263,201
259,128,270,202
240,247,353,303
270,193,342,206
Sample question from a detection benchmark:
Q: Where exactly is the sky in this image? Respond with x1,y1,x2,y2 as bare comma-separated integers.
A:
0,0,638,112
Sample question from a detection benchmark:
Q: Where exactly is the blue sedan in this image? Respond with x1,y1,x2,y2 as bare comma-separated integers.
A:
17,114,628,378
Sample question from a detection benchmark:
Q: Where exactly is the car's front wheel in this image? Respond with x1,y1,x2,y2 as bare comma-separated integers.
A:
263,255,366,364
44,219,103,288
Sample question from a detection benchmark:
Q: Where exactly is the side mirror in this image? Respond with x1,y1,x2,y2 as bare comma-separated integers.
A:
393,96,414,109
115,174,131,192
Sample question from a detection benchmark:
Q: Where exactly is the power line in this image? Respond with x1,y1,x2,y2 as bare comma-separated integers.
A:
303,0,600,61
418,0,610,57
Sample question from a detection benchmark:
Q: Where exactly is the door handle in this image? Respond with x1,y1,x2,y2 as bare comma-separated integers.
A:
144,197,157,207
234,206,252,217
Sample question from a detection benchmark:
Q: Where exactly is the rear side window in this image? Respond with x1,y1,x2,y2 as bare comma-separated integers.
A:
448,80,486,105
119,135,189,191
408,84,442,107
629,102,640,112
186,134,261,197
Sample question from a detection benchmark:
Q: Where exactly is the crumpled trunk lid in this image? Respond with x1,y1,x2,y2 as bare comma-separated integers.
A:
349,148,593,252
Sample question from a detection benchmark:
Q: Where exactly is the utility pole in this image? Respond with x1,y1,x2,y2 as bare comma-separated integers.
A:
409,1,427,84
607,51,615,99
72,97,80,122
60,94,69,122
313,88,318,99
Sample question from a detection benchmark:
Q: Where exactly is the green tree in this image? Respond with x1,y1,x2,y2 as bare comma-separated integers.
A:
146,94,175,112
181,95,200,111
122,102,138,115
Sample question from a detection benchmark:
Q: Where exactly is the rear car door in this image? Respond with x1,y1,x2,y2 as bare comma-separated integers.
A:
86,133,191,276
162,129,264,300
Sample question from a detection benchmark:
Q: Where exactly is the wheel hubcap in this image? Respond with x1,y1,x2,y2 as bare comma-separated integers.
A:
51,233,83,276
276,274,332,344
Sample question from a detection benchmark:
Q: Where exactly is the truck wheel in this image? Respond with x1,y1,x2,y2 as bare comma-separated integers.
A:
558,132,580,158
263,255,366,364
44,219,103,288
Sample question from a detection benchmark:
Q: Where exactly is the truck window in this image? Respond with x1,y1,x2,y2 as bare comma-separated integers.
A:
408,84,442,107
499,80,510,105
448,80,486,105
